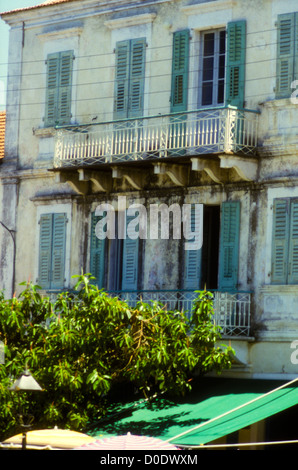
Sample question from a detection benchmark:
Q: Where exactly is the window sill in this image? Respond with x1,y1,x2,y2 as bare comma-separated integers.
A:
260,284,298,294
33,127,56,138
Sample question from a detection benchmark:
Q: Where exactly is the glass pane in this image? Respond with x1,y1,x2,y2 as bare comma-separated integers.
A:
203,57,214,81
219,30,226,54
218,54,225,79
204,33,214,56
202,82,213,105
217,79,224,104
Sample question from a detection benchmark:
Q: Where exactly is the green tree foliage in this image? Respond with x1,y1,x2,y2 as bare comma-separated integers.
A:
0,274,234,440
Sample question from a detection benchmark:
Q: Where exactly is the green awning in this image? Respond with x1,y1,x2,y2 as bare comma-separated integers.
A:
89,377,298,447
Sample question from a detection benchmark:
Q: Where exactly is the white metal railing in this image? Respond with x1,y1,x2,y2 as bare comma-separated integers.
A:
54,107,259,167
108,290,251,337
47,288,251,337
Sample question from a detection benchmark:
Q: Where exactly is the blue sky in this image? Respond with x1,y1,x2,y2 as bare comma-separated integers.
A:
0,0,42,110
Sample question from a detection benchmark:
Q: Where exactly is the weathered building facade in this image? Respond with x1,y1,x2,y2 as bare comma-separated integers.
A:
1,0,298,383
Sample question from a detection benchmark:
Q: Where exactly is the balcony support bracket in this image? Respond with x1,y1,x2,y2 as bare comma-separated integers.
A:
153,162,188,187
55,171,89,195
191,158,223,184
78,169,112,192
219,155,258,181
112,166,144,190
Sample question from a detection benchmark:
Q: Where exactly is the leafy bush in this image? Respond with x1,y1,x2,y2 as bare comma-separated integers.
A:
0,274,233,440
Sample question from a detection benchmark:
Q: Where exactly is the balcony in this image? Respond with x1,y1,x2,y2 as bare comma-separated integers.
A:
108,290,252,337
54,107,259,169
47,288,251,337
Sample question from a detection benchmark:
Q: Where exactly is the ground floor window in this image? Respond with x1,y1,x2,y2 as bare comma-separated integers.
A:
38,212,67,290
271,198,298,284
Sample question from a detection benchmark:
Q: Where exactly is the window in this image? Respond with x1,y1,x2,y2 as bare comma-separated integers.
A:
276,12,298,98
171,21,246,111
200,30,226,107
271,199,298,284
114,38,146,119
184,201,240,291
45,50,74,126
38,213,67,289
90,211,140,291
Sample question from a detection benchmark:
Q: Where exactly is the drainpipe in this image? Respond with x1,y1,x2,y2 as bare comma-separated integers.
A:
0,221,16,297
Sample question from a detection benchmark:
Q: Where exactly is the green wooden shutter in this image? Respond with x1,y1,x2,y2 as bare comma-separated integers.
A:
129,38,146,118
114,41,130,119
38,213,66,289
45,51,73,126
58,51,73,125
218,201,240,290
51,213,67,289
271,199,289,284
171,30,190,113
295,13,298,82
90,211,106,288
45,53,60,126
38,214,53,289
184,205,202,290
226,21,246,108
276,13,295,98
122,214,139,290
114,39,146,119
288,200,298,284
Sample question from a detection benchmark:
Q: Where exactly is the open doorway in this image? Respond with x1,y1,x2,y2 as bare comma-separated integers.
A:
201,205,220,290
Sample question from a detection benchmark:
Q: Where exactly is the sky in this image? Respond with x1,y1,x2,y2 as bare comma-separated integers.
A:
0,0,42,110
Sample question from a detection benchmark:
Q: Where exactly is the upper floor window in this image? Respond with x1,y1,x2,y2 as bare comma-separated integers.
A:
276,12,298,99
171,21,246,112
271,198,298,284
45,50,74,127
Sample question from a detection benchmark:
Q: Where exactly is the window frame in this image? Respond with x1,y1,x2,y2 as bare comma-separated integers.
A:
198,28,226,108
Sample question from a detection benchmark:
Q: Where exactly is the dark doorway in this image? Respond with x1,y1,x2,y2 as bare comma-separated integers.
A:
201,205,220,289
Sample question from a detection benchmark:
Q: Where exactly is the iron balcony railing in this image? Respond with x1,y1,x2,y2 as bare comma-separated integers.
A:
48,288,251,337
107,289,252,338
54,107,259,167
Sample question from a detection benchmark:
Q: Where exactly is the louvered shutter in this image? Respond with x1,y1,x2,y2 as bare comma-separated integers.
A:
226,21,246,108
45,53,60,126
295,13,298,82
90,211,106,288
122,214,139,291
276,13,295,98
58,51,73,125
129,38,146,118
218,201,240,290
184,205,202,290
51,213,67,289
38,214,53,289
271,199,289,284
45,51,73,126
171,30,189,113
38,213,66,289
288,200,298,284
114,41,130,119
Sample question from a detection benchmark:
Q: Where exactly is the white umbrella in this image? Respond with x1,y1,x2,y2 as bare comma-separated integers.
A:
74,432,178,450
